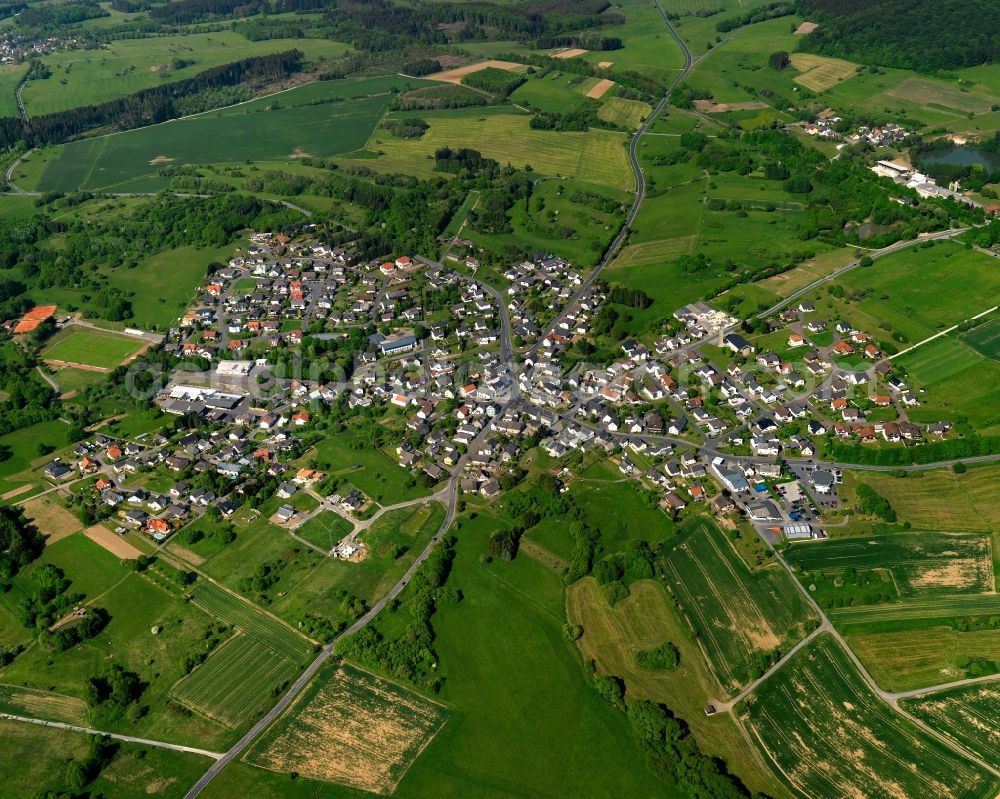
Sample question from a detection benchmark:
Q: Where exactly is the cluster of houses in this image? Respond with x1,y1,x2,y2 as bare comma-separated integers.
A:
801,116,911,148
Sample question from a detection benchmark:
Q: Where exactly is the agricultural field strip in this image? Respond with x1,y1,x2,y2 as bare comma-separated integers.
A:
830,594,1000,626
190,582,311,661
172,634,300,728
903,684,1000,764
784,532,995,596
744,635,999,799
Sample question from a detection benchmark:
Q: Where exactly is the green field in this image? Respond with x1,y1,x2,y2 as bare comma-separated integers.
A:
41,328,145,369
662,517,816,695
190,581,312,660
0,419,71,496
903,683,1000,765
172,634,300,728
510,73,588,114
829,594,1000,627
743,634,998,799
597,96,651,128
0,718,212,799
294,511,353,551
577,0,689,81
366,109,635,191
311,431,431,505
22,32,351,116
38,76,429,193
896,336,1000,433
847,626,1000,691
0,62,27,117
961,315,1000,362
785,532,995,597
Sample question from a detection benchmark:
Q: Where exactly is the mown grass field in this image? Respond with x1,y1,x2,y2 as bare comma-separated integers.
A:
743,634,998,799
755,247,857,297
172,634,300,728
190,581,312,660
246,662,447,794
577,0,689,81
294,510,353,551
22,32,351,115
785,532,995,597
0,62,27,117
662,517,816,695
510,73,587,114
789,53,860,92
846,626,1000,691
566,577,785,797
41,328,145,369
597,96,651,128
368,110,635,191
903,683,1000,765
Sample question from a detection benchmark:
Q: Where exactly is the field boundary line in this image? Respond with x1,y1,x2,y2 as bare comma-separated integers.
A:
0,712,224,758
890,305,998,360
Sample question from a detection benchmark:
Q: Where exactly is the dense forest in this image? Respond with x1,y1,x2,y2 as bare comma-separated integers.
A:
0,50,303,149
799,0,1000,71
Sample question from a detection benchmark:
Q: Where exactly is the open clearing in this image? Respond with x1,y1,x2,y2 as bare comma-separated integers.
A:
172,634,300,728
790,53,859,92
904,683,1000,765
190,581,312,660
20,496,83,543
785,532,995,597
552,48,587,60
744,634,998,799
427,60,523,84
246,663,446,794
41,329,145,370
794,21,819,35
661,517,816,695
84,524,142,559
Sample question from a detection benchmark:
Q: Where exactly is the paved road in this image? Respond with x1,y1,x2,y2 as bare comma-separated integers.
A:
0,713,224,759
756,227,970,319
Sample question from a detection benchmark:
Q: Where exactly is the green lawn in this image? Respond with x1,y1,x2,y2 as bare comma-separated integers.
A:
41,329,145,369
510,73,588,114
0,419,71,496
311,431,431,506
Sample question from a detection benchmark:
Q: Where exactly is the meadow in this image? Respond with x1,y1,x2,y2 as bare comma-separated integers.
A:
743,634,998,799
785,532,995,597
509,73,587,114
896,336,1000,433
0,62,26,117
0,718,212,799
41,328,146,369
903,683,1000,765
22,32,351,116
190,581,313,660
0,419,71,497
961,315,1000,362
294,511,353,551
566,577,786,797
246,663,447,794
576,0,689,81
597,96,651,128
840,465,1000,533
367,109,635,191
310,430,432,505
661,517,816,695
172,633,301,728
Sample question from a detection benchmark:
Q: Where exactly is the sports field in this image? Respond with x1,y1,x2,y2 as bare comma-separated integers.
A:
41,329,145,369
744,634,998,799
246,663,447,794
172,634,300,727
903,683,1000,765
38,76,427,193
785,532,995,597
368,111,634,191
190,581,312,660
662,517,816,695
